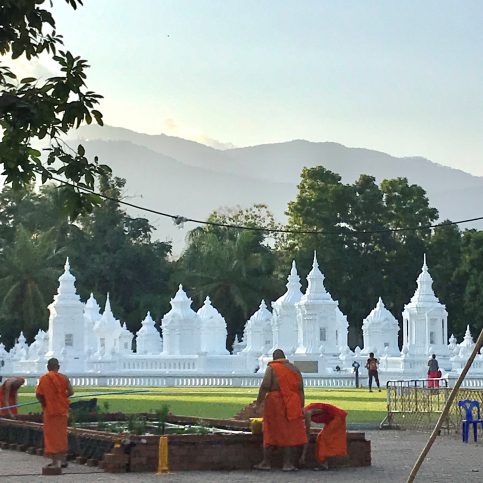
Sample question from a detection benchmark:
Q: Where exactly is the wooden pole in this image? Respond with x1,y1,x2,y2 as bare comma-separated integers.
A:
406,328,483,483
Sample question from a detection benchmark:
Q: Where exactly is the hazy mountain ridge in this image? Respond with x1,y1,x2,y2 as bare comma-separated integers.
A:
74,125,483,253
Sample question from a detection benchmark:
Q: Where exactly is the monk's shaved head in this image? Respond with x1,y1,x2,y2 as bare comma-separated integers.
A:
272,349,286,360
47,358,60,370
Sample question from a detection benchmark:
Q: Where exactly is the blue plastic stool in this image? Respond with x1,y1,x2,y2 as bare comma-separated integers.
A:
458,399,483,443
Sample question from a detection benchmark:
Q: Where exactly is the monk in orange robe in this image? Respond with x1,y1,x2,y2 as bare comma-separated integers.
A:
0,376,25,417
254,349,307,472
300,402,348,469
35,358,74,470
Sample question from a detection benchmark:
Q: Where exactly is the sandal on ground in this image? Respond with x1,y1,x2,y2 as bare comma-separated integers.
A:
253,464,271,471
282,466,298,472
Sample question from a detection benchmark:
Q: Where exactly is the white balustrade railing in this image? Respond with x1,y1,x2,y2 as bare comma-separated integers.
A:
4,372,482,389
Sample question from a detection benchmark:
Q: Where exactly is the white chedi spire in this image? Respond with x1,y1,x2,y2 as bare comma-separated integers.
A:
364,298,398,326
242,300,273,355
136,312,162,355
198,296,224,324
274,261,303,306
448,333,458,354
137,311,157,335
161,285,200,355
119,322,134,354
164,285,197,322
458,325,475,358
300,252,332,303
93,294,122,337
246,300,272,328
362,298,399,356
197,297,229,354
409,254,439,305
52,257,80,305
84,293,101,322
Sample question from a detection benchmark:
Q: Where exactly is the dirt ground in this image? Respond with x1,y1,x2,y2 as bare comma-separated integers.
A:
0,429,481,482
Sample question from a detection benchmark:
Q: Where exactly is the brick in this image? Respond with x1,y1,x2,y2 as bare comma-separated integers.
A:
42,466,62,476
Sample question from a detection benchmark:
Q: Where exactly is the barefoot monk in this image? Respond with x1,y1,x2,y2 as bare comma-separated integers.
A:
35,358,74,470
300,402,348,469
254,349,307,472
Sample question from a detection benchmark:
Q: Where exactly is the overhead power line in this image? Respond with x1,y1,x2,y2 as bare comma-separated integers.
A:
48,173,483,236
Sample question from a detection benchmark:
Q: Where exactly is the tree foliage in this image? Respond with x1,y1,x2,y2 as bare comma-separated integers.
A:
0,0,111,217
285,167,440,345
177,206,283,350
0,177,173,346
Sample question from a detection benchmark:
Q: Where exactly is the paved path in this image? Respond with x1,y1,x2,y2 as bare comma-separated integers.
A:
0,430,481,482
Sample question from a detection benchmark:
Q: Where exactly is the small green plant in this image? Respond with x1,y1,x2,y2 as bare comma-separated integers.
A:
155,404,170,435
127,414,146,435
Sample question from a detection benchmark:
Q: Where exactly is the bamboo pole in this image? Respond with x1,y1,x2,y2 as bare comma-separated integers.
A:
406,328,483,483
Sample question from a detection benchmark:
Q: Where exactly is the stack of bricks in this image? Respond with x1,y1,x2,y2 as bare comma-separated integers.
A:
129,439,159,472
102,444,129,473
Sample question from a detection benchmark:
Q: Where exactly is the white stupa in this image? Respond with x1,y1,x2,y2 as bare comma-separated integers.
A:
136,312,162,355
402,255,449,357
84,293,101,354
93,294,122,357
295,253,340,356
197,297,229,355
161,285,201,355
362,298,400,356
46,258,86,369
271,261,302,355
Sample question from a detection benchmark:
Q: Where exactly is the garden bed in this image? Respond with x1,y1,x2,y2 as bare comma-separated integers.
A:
0,414,371,472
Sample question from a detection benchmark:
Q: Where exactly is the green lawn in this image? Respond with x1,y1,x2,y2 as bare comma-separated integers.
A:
16,386,387,424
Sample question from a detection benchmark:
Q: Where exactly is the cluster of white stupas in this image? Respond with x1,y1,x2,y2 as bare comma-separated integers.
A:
0,254,482,383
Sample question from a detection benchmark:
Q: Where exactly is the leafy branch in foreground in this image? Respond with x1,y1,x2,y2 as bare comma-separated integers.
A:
0,0,111,217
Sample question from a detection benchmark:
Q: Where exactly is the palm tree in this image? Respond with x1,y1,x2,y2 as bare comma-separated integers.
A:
177,227,282,350
0,225,64,345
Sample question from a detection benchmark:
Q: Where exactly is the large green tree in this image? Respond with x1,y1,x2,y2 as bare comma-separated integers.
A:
66,174,173,331
452,230,483,338
177,206,282,350
0,224,64,345
427,222,465,338
285,168,439,346
0,0,111,216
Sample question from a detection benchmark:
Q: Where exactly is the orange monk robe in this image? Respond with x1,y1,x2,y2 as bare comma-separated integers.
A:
262,360,307,447
0,384,19,415
35,372,70,456
305,402,348,463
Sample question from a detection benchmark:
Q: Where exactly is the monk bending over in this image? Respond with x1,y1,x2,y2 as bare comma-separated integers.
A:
254,349,307,472
300,402,348,470
0,376,25,417
35,358,74,470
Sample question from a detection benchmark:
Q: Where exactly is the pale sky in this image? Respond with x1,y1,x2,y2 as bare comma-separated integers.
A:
49,0,483,176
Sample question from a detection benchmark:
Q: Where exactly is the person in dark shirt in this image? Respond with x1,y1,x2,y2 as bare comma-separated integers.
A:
365,353,381,392
427,354,440,388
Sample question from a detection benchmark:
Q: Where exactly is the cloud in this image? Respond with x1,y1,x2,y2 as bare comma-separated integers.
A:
4,53,58,81
161,118,235,150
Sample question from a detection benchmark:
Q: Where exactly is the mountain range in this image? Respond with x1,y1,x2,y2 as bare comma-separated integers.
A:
70,125,483,255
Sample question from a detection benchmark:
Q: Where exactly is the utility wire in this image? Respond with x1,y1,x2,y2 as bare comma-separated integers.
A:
45,172,483,236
